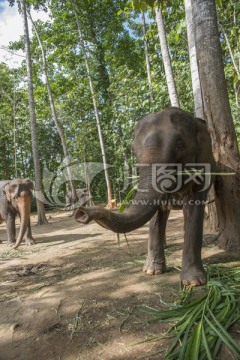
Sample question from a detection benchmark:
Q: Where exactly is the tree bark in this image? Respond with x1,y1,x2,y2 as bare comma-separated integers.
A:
185,0,218,233
20,0,48,225
28,12,76,202
191,0,240,250
184,0,204,118
72,4,112,206
141,11,154,105
13,88,18,177
155,6,180,107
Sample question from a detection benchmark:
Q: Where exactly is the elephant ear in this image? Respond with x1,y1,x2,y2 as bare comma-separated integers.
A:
4,183,18,202
22,179,34,190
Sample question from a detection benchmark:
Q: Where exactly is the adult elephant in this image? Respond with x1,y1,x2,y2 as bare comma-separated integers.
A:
75,108,215,286
0,179,35,249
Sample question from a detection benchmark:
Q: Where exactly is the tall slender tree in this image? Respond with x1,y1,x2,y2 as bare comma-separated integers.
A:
71,2,113,206
28,12,77,203
184,0,203,118
82,0,112,104
141,11,154,104
20,0,48,225
132,1,180,107
155,5,180,107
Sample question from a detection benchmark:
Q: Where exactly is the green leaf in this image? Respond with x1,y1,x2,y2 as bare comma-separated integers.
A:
118,185,138,213
204,313,240,357
190,320,202,360
201,325,213,360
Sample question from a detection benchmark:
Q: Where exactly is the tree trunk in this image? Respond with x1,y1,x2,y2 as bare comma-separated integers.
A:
141,11,154,105
72,5,112,206
83,148,94,206
28,12,76,202
13,90,18,177
184,0,204,118
185,0,218,232
20,0,48,225
192,0,240,250
155,6,180,107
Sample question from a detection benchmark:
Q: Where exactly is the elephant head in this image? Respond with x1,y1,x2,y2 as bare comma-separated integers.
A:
4,179,33,248
74,108,214,233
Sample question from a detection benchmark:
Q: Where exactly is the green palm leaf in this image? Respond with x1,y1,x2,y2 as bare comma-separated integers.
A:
139,266,240,360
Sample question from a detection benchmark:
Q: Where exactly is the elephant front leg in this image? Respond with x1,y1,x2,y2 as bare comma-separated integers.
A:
143,207,169,275
25,219,36,246
181,192,207,286
6,214,16,246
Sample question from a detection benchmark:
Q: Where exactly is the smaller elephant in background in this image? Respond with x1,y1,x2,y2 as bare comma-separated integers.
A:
65,188,89,210
0,179,35,249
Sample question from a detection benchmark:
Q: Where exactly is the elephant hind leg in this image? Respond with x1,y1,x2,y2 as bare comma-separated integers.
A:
143,207,170,275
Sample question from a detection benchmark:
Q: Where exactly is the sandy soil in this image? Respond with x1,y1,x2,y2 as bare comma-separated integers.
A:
0,210,239,360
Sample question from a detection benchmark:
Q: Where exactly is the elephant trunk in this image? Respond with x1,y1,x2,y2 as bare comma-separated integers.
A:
75,166,163,233
13,194,32,249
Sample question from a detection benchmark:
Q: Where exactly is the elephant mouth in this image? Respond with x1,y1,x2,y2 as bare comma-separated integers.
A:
75,209,89,223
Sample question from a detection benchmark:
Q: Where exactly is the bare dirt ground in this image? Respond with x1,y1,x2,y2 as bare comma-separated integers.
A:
0,210,239,360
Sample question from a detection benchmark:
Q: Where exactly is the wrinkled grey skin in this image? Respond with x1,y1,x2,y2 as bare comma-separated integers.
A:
0,179,35,249
75,108,215,286
65,188,89,210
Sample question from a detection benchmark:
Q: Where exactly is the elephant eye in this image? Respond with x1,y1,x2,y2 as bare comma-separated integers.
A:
176,140,184,150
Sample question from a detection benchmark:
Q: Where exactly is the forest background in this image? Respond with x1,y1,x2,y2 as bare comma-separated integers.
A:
0,0,239,205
